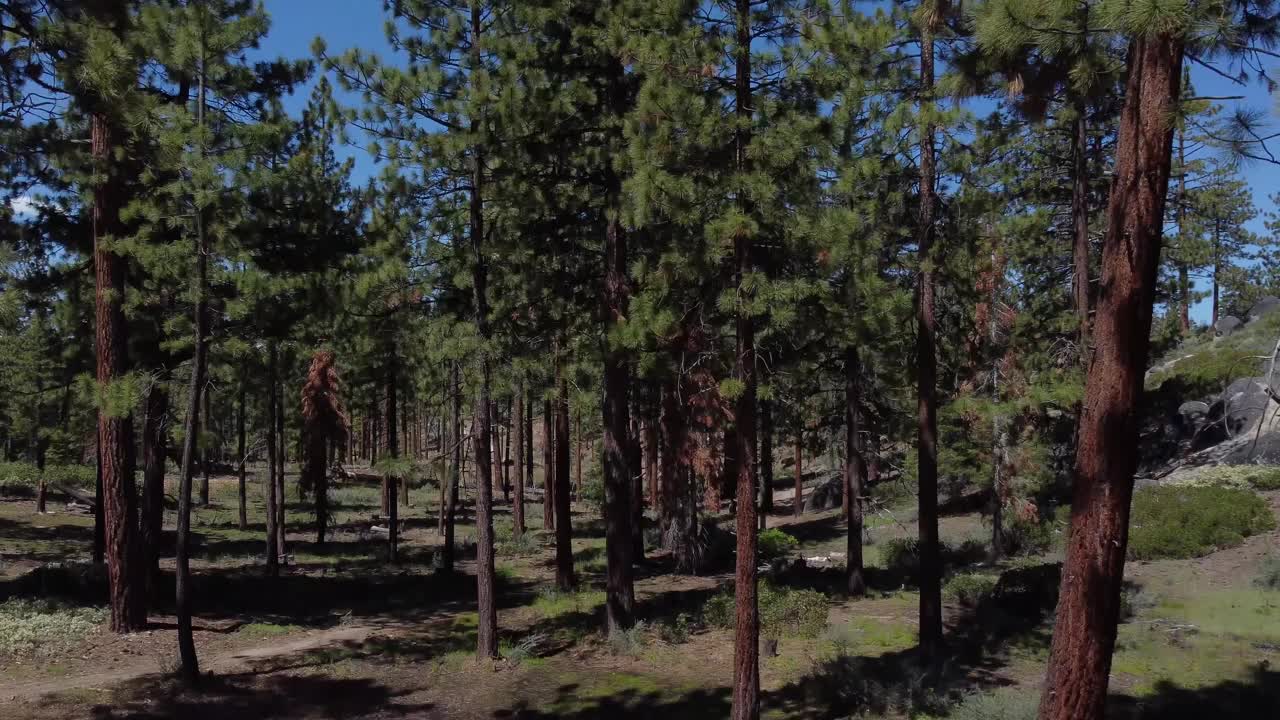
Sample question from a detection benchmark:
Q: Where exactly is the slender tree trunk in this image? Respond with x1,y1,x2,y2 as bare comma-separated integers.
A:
525,393,535,490
990,241,1007,563
1038,32,1183,720
602,114,636,630
1212,221,1220,325
793,435,802,518
94,446,104,564
275,361,287,562
759,399,773,530
1072,105,1091,355
915,11,944,660
385,351,399,563
175,53,209,681
629,413,644,563
1176,125,1190,334
513,382,526,538
554,352,576,591
844,347,866,596
543,398,555,530
468,4,498,660
199,385,210,506
644,419,659,508
730,3,759,716
141,384,168,594
93,107,145,634
265,346,280,577
237,375,247,530
441,362,460,572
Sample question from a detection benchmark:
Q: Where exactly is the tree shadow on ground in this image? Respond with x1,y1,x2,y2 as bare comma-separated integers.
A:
1107,668,1280,719
763,562,1062,719
492,684,731,719
63,670,437,719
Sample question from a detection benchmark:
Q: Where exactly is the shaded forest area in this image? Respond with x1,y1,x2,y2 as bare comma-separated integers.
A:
2,1,1280,719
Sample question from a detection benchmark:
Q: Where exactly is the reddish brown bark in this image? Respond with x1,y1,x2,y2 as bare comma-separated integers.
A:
915,13,943,660
303,351,348,546
93,110,145,634
730,1,759,715
1038,32,1184,720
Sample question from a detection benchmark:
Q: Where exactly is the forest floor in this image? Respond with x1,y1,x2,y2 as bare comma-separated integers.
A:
1,470,1278,719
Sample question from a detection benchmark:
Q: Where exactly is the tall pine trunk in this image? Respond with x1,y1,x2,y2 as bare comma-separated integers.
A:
759,400,773,530
93,108,145,634
199,385,210,505
543,398,555,530
1072,105,1091,353
793,436,802,518
1038,32,1183,720
174,51,210,680
1176,126,1190,334
844,347,866,596
468,3,498,660
265,346,280,576
237,375,247,531
602,94,636,630
513,382,526,538
385,351,399,563
730,1,760,715
141,384,168,595
440,362,460,572
915,8,944,660
554,352,576,591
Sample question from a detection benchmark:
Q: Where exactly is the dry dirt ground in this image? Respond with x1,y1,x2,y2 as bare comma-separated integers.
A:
1,473,1278,719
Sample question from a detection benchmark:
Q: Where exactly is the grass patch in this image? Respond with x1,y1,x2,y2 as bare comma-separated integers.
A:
1173,465,1280,492
1153,589,1280,641
236,622,298,640
929,687,1038,720
1128,485,1275,560
531,587,605,619
0,598,105,657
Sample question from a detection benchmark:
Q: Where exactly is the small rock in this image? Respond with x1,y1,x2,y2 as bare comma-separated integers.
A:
1215,315,1243,336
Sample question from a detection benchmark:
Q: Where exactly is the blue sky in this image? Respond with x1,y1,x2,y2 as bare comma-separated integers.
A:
259,0,1277,324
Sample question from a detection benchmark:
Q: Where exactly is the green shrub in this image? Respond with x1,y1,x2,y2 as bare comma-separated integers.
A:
658,613,693,644
758,528,799,561
943,573,998,606
1128,485,1276,560
0,599,106,657
880,538,920,572
1255,553,1280,591
0,463,95,496
945,687,1038,720
1244,467,1280,491
704,583,828,639
703,592,734,629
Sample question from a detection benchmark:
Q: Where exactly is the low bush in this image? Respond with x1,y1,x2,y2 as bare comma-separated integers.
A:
0,462,95,496
758,528,799,561
943,573,999,607
704,583,828,639
1128,485,1276,560
945,687,1038,720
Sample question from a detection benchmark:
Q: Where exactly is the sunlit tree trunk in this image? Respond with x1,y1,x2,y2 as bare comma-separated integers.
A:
1039,32,1183,720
